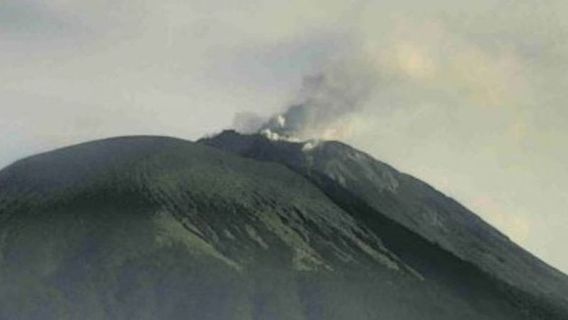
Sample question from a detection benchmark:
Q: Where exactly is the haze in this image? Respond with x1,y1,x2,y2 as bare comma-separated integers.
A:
1,0,567,273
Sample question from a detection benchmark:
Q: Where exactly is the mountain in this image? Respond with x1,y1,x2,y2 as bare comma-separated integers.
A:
0,134,565,319
201,131,568,316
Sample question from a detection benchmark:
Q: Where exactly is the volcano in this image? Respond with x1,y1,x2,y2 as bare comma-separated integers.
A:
0,132,566,320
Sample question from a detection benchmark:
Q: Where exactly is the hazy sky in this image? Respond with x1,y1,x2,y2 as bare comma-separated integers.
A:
1,0,567,273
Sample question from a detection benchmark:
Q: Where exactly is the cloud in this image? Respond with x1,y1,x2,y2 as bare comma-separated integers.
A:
0,1,72,36
243,12,533,141
472,195,531,244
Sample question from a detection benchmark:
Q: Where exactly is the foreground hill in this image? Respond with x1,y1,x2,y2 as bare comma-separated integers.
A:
0,135,565,319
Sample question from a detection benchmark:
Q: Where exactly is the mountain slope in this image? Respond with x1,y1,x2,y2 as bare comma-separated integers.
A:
201,130,568,318
0,135,565,319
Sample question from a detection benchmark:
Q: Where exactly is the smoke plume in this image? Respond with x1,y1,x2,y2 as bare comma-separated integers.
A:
233,60,377,141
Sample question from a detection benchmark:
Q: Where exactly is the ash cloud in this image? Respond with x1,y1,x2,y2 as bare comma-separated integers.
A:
238,62,377,141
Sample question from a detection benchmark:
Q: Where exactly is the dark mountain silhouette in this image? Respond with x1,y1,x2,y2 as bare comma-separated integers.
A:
0,133,566,319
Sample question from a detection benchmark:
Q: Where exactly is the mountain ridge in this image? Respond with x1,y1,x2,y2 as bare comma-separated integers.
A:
201,130,568,315
0,134,566,319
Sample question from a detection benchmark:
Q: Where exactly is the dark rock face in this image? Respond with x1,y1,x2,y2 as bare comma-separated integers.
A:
0,134,566,319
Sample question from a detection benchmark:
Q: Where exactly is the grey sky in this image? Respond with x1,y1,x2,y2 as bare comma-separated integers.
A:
1,0,567,273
